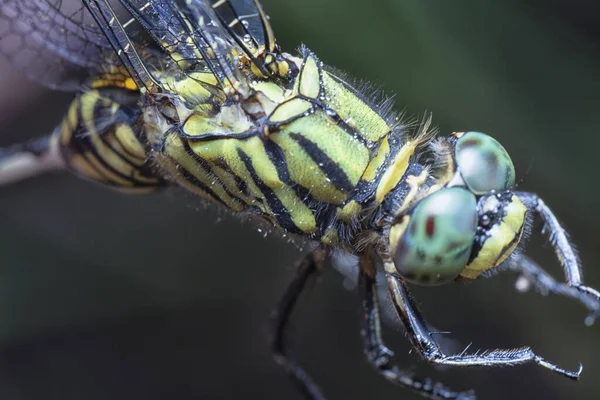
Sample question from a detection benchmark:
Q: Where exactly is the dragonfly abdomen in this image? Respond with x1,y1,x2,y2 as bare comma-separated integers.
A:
57,89,163,192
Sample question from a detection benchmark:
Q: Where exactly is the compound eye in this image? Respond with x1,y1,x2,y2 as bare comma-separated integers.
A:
455,131,515,194
393,188,477,285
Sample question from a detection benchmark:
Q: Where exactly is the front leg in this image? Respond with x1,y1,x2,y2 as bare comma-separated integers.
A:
359,251,475,400
509,254,599,325
517,192,600,325
383,261,582,379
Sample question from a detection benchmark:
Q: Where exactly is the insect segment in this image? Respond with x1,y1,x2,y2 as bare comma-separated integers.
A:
146,46,410,243
0,1,599,400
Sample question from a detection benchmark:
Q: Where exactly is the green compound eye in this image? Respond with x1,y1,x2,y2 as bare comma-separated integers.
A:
455,131,515,194
393,188,477,285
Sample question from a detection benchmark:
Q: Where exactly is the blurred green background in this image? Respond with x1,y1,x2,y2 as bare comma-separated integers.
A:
0,0,599,399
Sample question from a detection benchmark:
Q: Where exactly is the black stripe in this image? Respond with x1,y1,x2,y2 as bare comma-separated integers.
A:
70,103,138,186
78,101,149,186
91,97,141,167
353,134,402,204
181,141,246,208
293,94,374,149
177,167,230,208
237,148,303,235
112,129,148,163
289,132,354,193
263,140,293,185
89,95,147,163
321,106,374,148
215,156,250,198
264,139,335,237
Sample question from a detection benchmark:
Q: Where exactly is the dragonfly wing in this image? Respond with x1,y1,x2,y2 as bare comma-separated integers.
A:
0,0,113,90
208,0,277,75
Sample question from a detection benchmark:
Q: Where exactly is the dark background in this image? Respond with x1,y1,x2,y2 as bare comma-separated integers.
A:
0,0,599,399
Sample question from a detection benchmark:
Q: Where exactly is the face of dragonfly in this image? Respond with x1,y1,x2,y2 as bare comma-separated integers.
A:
388,131,527,286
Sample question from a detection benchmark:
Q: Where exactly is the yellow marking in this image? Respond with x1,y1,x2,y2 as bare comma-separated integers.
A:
115,125,146,159
336,200,361,223
84,134,144,177
188,136,317,233
388,215,410,260
320,228,339,246
252,81,285,103
209,163,251,204
461,195,527,279
397,171,432,213
279,111,370,187
278,61,290,77
271,130,347,204
164,72,219,104
275,187,317,233
268,98,312,123
189,139,269,214
132,169,160,185
271,110,373,204
184,114,223,136
375,141,417,203
70,154,105,182
251,62,265,78
160,156,218,203
362,136,390,182
78,95,145,182
384,260,396,275
322,72,389,142
60,101,80,145
241,138,317,233
124,77,137,91
299,54,320,99
164,133,244,212
91,73,138,91
82,151,134,186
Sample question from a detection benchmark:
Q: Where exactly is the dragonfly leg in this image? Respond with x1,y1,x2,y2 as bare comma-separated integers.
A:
271,247,327,400
516,192,600,325
382,261,582,380
358,253,475,400
0,135,65,186
509,254,599,323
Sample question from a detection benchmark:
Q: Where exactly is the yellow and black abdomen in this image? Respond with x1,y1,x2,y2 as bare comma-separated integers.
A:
57,88,163,192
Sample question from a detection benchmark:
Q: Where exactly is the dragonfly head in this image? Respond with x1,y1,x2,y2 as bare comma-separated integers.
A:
388,131,527,285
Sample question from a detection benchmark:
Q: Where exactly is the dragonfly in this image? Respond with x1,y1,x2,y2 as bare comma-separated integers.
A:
0,1,598,399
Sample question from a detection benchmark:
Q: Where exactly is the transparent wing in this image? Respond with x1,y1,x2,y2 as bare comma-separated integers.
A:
83,0,161,90
177,0,252,94
208,0,277,75
116,0,241,94
0,0,263,96
0,0,113,90
108,0,255,95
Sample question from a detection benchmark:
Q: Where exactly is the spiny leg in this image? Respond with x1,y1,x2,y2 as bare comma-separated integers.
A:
383,261,582,379
271,247,327,400
517,192,600,325
359,252,475,400
509,254,599,325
